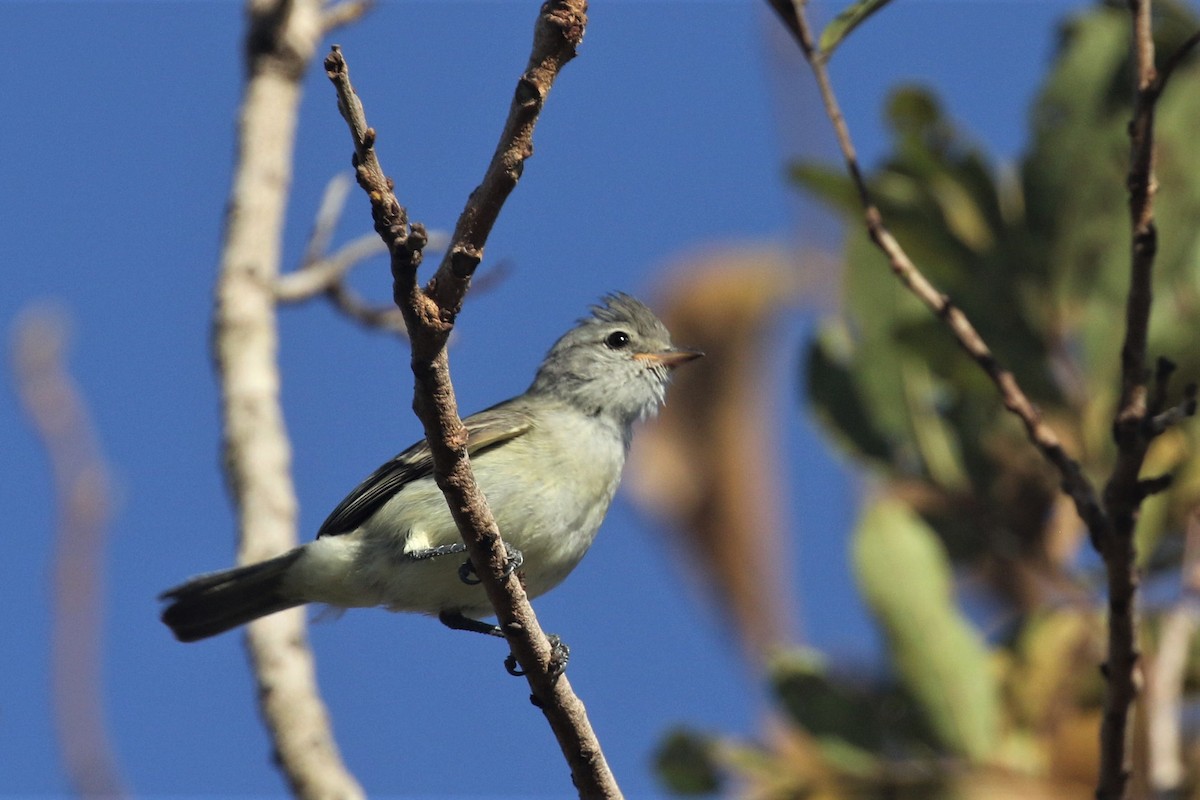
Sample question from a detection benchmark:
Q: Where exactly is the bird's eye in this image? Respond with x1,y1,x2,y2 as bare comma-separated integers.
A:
605,330,631,349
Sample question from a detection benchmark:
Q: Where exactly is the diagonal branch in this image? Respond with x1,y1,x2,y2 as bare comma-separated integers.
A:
323,3,620,797
764,0,1105,536
422,0,587,319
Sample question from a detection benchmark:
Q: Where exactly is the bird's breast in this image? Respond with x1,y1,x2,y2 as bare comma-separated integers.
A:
326,408,628,614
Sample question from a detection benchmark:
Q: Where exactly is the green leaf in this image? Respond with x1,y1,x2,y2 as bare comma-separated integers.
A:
787,161,860,216
805,322,895,464
818,0,896,56
898,360,968,492
768,647,941,762
769,648,883,754
853,496,1000,760
654,728,722,795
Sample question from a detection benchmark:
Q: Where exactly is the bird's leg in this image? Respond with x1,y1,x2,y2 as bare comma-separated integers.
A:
406,542,522,585
438,610,503,638
456,543,524,586
407,543,467,560
439,610,570,679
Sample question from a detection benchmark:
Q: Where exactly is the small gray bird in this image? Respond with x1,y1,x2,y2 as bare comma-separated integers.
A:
160,293,701,643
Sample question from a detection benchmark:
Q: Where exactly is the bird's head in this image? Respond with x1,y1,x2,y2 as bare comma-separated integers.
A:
529,293,702,427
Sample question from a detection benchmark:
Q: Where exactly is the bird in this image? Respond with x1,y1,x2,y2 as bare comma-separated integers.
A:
160,293,701,644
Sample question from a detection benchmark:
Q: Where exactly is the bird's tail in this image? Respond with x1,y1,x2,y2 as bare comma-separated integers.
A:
160,550,305,642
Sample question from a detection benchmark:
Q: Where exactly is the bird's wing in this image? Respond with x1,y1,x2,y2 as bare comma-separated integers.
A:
315,403,536,537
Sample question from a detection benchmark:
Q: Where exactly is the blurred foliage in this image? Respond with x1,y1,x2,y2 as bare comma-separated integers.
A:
852,498,1000,761
800,1,1200,578
656,2,1200,797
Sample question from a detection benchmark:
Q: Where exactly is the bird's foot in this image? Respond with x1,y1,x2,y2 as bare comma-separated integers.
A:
457,543,524,586
505,634,570,680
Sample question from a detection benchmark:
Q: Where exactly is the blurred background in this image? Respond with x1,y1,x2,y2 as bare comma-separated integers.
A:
5,1,1200,797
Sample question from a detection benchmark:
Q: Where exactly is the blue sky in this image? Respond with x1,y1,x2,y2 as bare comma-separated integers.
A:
2,1,1095,796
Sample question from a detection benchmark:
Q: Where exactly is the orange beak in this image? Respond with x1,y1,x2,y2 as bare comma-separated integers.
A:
637,348,704,369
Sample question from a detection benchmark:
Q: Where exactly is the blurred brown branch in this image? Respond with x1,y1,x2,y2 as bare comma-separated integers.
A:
212,0,364,796
12,306,127,799
323,2,620,796
274,173,406,336
1146,509,1200,792
630,250,800,663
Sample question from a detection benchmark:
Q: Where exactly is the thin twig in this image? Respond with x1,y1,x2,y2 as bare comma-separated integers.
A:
275,173,452,338
277,174,434,338
324,279,407,336
303,172,355,270
323,3,620,797
276,234,386,302
214,1,364,797
321,0,372,35
1113,0,1158,434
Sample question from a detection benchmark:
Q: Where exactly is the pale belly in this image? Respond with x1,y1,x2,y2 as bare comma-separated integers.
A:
289,411,625,619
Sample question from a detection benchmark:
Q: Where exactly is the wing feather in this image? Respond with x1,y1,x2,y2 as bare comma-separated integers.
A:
315,403,534,537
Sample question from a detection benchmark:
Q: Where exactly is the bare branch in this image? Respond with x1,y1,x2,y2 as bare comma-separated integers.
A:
12,307,127,799
214,1,363,797
1144,385,1198,438
1113,0,1159,434
276,174,456,338
323,3,619,797
1147,603,1197,791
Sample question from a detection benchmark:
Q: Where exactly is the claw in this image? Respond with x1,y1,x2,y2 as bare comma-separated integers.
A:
457,542,523,586
501,544,524,578
458,559,482,585
547,634,570,679
503,634,570,680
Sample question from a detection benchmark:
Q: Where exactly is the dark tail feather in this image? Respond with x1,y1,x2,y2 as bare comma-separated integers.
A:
160,550,305,642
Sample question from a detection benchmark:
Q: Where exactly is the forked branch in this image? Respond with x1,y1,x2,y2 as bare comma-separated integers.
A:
323,2,620,796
